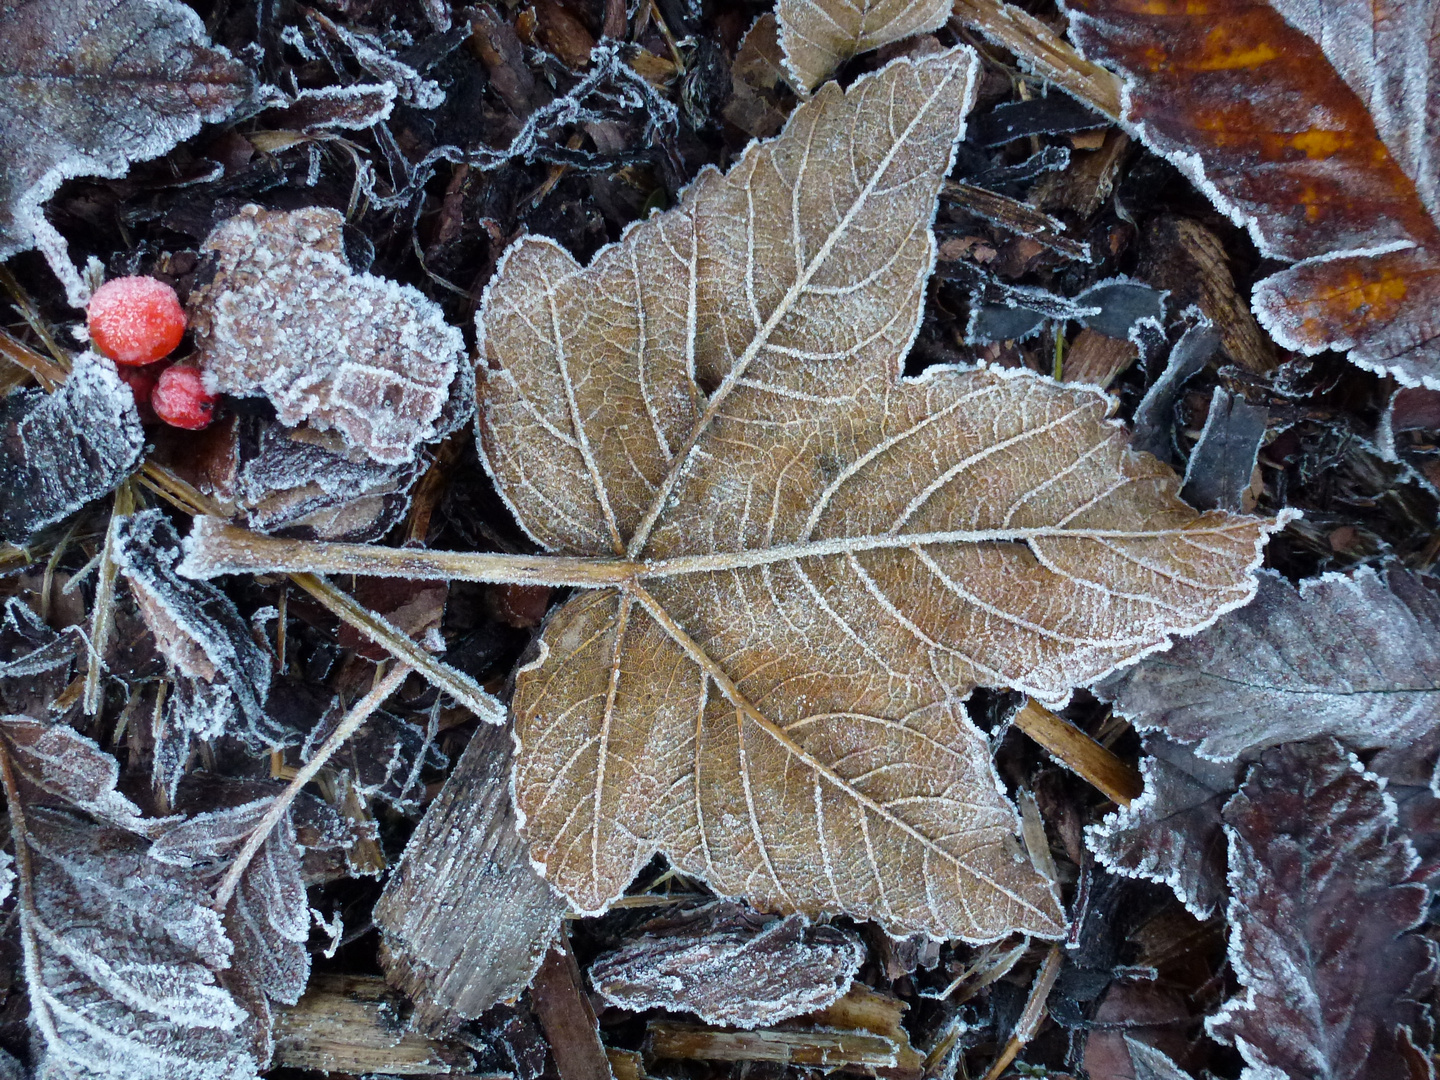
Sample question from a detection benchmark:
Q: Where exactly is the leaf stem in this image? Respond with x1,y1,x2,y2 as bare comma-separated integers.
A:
212,663,411,911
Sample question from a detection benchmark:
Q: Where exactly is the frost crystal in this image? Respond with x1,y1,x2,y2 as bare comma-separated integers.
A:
190,206,466,465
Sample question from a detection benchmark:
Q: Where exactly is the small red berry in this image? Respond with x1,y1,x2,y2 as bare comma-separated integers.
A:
115,359,168,411
86,276,186,365
151,364,219,430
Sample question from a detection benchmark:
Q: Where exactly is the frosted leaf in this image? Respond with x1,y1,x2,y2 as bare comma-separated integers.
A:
776,0,951,92
0,715,263,1080
0,352,144,544
1208,740,1436,1079
112,511,279,755
480,49,1283,940
236,418,426,540
189,205,466,465
1129,317,1221,465
260,85,397,133
151,800,311,1008
968,95,1108,147
589,902,864,1028
0,0,251,302
1063,0,1440,388
1179,388,1268,513
0,599,86,718
0,715,153,835
21,808,261,1080
1096,568,1440,762
1085,735,1240,918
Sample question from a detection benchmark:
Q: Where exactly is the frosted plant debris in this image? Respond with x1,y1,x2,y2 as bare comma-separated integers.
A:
112,510,279,760
189,205,466,466
1097,567,1440,762
590,902,865,1028
0,0,251,305
0,352,144,545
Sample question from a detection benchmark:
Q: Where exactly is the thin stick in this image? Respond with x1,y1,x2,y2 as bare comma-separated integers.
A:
212,663,410,911
1012,699,1142,805
289,573,504,724
84,482,135,714
950,0,1123,120
981,943,1063,1080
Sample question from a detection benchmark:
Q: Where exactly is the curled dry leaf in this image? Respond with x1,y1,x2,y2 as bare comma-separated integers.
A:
1098,568,1440,762
189,206,467,465
589,901,865,1028
113,510,278,756
0,0,250,302
1063,0,1440,388
477,50,1282,940
776,0,950,92
1210,739,1437,1080
0,352,144,545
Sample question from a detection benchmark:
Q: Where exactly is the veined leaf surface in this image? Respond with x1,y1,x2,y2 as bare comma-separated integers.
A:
477,48,1281,940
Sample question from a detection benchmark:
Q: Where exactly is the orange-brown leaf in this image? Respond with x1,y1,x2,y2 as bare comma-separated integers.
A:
1064,0,1440,388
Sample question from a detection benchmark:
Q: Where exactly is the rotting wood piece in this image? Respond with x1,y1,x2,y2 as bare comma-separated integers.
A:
271,973,476,1075
530,933,616,1080
941,180,1091,262
375,723,565,1032
1139,216,1278,374
646,983,922,1078
1012,700,1142,805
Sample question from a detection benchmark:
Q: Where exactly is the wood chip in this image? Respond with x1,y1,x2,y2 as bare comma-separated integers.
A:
375,723,565,1032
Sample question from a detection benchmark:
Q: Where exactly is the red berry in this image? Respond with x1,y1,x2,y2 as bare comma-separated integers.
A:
151,364,219,430
86,276,186,365
115,359,168,411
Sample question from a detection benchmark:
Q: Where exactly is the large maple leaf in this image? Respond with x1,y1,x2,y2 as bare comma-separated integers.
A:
1062,0,1440,388
470,48,1281,941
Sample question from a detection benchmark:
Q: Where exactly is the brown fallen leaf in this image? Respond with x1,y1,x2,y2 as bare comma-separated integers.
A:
473,48,1281,941
1064,0,1440,388
0,0,251,303
776,0,951,91
179,48,1284,946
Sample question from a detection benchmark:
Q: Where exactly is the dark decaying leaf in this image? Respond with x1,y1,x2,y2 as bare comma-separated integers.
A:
258,85,397,134
0,0,251,299
112,510,279,754
965,274,1163,344
1209,739,1437,1080
1064,0,1440,389
0,353,144,545
0,714,264,1080
1129,317,1220,464
968,94,1108,147
1086,735,1239,919
589,901,865,1028
1097,568,1440,761
1179,388,1267,513
189,206,467,466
